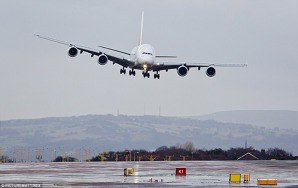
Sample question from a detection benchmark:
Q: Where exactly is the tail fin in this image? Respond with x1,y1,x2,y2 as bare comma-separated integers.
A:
139,11,144,46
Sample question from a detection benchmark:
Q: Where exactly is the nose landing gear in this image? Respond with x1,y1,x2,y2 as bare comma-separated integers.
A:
142,71,150,78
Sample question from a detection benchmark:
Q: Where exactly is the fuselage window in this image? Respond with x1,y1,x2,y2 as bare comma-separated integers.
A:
142,52,153,55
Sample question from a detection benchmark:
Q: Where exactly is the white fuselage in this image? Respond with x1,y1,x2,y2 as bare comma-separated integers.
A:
130,44,156,71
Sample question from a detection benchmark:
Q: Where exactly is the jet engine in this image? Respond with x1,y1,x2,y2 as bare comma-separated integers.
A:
68,47,78,57
98,54,108,65
206,67,216,77
177,65,188,77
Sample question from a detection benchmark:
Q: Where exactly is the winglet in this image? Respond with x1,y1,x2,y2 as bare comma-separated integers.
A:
139,11,144,46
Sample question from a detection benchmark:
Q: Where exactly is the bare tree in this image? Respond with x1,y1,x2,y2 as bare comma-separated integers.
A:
184,141,195,152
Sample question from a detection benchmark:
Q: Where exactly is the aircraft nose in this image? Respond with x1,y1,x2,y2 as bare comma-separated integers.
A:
138,56,153,64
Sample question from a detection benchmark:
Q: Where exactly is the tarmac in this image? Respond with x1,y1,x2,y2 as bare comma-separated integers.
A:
0,160,298,187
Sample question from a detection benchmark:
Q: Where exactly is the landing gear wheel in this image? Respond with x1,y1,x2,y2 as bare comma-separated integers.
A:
142,71,150,78
129,70,136,76
120,68,126,75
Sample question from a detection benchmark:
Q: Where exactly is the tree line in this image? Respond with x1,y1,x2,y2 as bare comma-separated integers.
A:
2,142,296,162
54,142,297,162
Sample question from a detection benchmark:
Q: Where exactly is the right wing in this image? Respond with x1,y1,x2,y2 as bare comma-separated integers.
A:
35,34,135,68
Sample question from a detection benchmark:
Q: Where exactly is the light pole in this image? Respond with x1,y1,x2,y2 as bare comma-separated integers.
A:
126,150,131,161
134,151,139,161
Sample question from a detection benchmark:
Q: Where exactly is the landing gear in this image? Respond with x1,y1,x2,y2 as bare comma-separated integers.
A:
154,72,160,79
129,69,136,76
142,71,150,78
120,68,126,74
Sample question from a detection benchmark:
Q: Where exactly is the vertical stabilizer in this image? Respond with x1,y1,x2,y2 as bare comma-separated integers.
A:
139,11,144,46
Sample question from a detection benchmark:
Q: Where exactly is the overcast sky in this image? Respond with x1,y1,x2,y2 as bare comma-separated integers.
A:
1,0,298,120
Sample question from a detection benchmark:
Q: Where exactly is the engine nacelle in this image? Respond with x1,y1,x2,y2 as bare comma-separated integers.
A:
68,47,78,57
177,65,188,77
206,67,216,77
97,54,108,65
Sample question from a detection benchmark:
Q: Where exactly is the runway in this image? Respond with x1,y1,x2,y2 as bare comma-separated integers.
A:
0,161,297,187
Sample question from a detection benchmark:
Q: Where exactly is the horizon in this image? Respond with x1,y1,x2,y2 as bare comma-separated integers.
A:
1,109,298,121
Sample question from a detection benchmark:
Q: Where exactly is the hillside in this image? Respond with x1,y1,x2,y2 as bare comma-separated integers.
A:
1,114,298,157
193,110,298,130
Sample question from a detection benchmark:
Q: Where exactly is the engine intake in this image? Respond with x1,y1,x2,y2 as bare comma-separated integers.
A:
68,47,78,57
98,54,108,65
206,67,216,77
177,65,188,77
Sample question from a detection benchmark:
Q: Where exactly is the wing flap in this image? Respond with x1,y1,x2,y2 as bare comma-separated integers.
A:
107,55,133,68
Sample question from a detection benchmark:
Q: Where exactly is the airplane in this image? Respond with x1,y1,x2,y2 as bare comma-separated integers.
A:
35,12,246,79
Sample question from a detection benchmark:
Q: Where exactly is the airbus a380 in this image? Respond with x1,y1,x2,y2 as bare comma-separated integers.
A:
36,12,246,79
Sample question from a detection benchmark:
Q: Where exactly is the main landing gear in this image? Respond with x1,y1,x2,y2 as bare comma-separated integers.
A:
129,70,136,76
120,68,126,74
143,72,160,79
121,69,160,79
154,73,160,79
120,68,136,76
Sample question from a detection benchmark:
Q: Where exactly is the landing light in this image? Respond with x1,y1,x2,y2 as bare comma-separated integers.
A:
143,64,148,70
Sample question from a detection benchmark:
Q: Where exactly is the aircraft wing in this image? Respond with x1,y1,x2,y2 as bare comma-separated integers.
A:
152,62,247,72
35,34,134,68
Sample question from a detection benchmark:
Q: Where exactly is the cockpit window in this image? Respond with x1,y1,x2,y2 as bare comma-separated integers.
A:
142,52,153,55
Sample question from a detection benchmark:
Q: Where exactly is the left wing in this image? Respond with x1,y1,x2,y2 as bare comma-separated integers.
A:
34,34,134,68
152,62,247,77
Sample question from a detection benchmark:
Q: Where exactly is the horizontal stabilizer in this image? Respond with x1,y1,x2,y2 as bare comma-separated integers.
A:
156,55,177,58
212,64,247,67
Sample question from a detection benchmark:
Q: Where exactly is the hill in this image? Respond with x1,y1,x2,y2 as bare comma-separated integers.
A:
192,110,298,130
1,113,298,159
